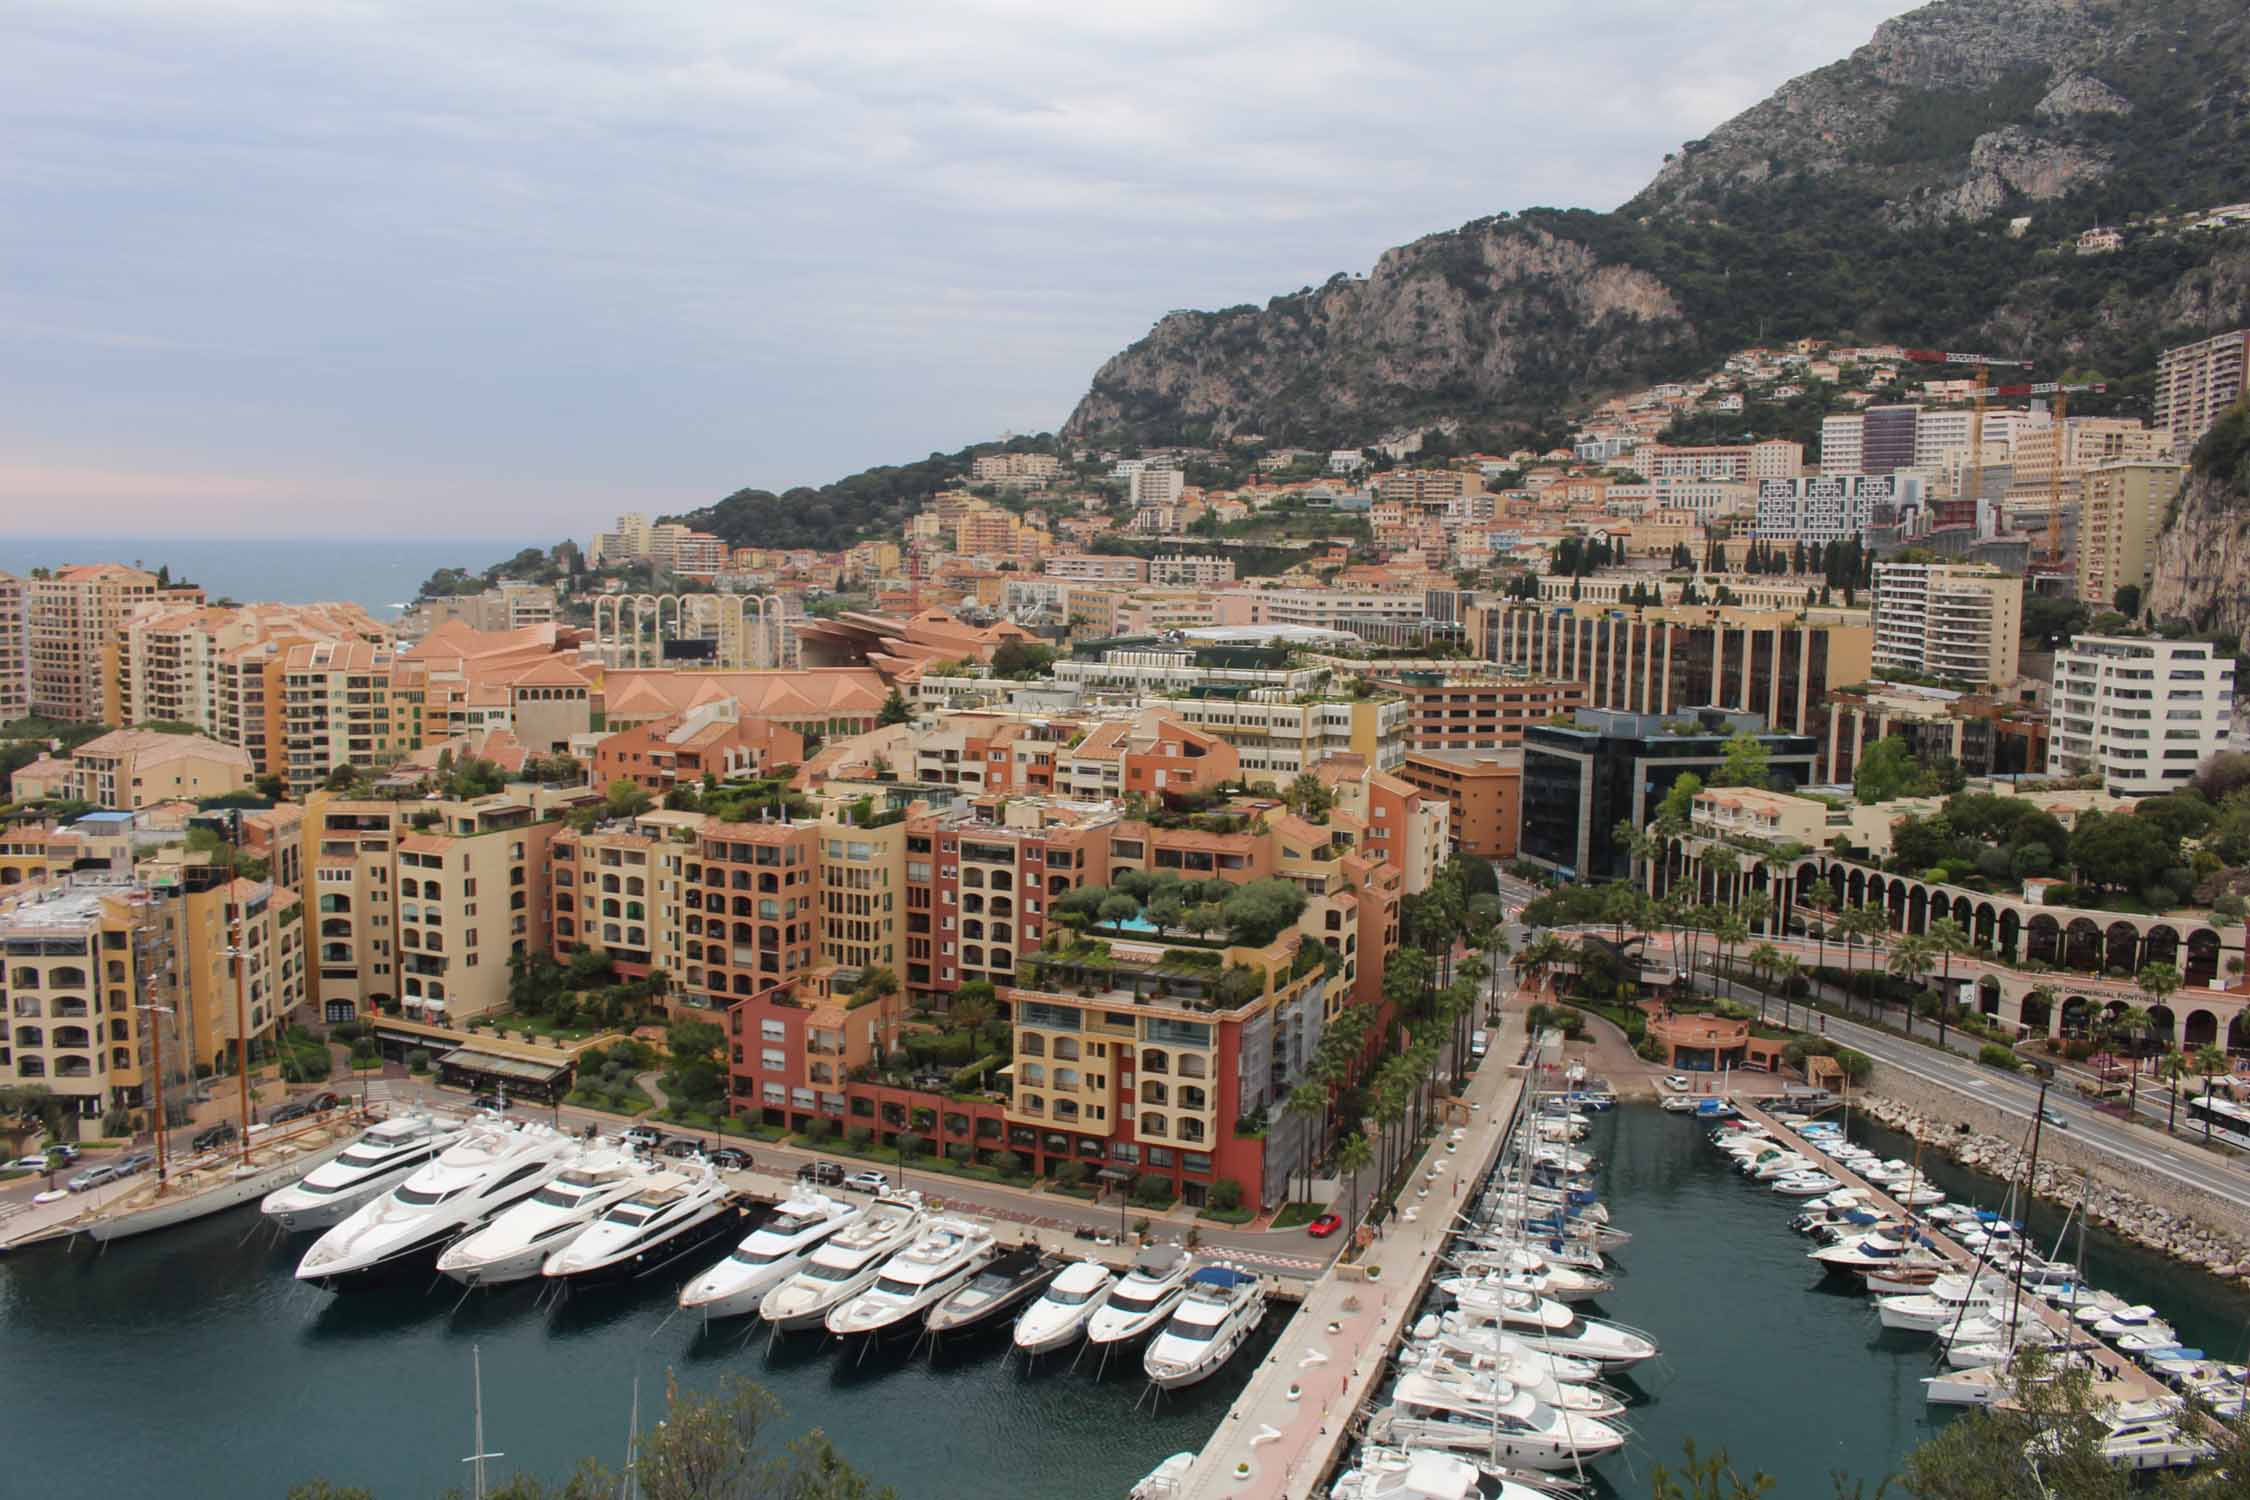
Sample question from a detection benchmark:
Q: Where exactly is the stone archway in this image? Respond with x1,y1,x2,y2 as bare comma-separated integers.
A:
2187,929,2222,988
2026,915,2060,966
2020,988,2054,1036
2060,994,2092,1038
1976,975,2003,1018
2185,1008,2219,1050
2144,924,2182,971
1907,885,1930,937
2149,1005,2178,1050
2229,1013,2250,1056
2104,922,2140,976
2064,919,2103,972
1997,908,2021,962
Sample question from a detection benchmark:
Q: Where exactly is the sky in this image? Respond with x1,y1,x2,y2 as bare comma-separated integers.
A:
0,0,1914,542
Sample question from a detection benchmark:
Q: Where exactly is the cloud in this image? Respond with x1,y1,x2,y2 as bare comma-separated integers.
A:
0,0,1912,540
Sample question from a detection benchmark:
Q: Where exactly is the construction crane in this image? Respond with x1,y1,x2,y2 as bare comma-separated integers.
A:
1902,349,2035,511
1991,379,2109,564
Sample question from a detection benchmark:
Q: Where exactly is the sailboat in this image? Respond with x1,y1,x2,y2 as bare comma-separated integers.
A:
85,906,360,1243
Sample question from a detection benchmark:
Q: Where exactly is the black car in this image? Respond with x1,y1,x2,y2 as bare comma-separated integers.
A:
709,1146,752,1171
267,1099,315,1125
113,1151,156,1177
796,1160,846,1187
190,1121,237,1153
471,1093,508,1113
660,1137,706,1160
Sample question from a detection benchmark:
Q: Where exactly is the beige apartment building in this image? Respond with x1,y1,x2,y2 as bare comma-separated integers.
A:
281,642,429,795
0,572,27,725
23,728,254,810
548,808,708,988
28,564,195,723
1870,562,2022,690
2078,461,2190,609
2005,419,2172,504
2156,329,2250,457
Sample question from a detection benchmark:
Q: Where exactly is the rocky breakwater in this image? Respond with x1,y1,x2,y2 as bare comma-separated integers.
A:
1859,1096,2250,1282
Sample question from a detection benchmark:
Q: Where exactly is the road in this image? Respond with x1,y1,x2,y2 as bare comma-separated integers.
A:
1546,922,2250,1217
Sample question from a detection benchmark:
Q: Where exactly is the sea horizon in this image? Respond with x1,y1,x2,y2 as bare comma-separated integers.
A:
0,534,539,619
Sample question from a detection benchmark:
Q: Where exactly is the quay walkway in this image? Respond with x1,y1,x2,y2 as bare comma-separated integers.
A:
1166,1005,1536,1500
1732,1101,2173,1406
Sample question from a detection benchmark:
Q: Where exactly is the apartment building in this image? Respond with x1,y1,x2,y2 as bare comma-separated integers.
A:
2078,461,2189,609
0,876,153,1117
1129,467,1186,508
1372,673,1584,751
28,564,193,722
1870,562,2022,689
1319,760,1449,895
1400,749,1522,859
903,801,1110,999
549,809,708,988
1374,469,1473,504
115,602,389,749
1163,693,1409,777
0,823,84,890
281,642,428,795
1043,554,1147,584
1471,601,1873,742
412,582,560,634
1148,555,1236,588
1823,684,2049,784
29,728,253,810
2005,419,2172,504
971,451,1061,485
2156,329,2250,456
1754,475,1926,543
693,820,823,1005
1819,414,1864,474
2049,636,2234,796
1230,588,1425,634
138,852,302,1078
0,573,27,725
1050,651,1322,701
590,706,804,794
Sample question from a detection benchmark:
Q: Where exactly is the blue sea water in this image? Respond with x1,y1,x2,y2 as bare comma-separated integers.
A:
0,535,537,620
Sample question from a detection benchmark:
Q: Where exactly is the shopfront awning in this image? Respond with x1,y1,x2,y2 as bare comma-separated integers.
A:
438,1047,570,1085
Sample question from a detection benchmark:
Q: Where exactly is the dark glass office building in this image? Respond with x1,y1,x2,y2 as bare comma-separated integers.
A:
1520,709,1820,882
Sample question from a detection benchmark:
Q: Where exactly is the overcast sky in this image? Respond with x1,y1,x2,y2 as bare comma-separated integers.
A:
0,0,1912,541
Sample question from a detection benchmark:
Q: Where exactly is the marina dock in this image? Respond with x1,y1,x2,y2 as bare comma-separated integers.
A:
1732,1100,2174,1406
1165,1006,1535,1500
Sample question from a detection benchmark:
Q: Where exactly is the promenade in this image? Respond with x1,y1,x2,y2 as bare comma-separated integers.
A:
1167,1003,1534,1500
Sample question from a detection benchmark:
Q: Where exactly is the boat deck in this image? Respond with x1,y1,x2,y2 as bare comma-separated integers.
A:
1731,1101,2173,1407
1159,1004,1535,1500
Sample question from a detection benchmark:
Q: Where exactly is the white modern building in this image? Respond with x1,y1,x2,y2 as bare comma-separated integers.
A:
1870,562,2023,689
2049,636,2234,796
1149,554,1236,588
1754,475,1926,543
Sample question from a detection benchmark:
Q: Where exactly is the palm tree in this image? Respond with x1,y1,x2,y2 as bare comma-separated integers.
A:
1702,846,1741,910
1841,906,1890,1022
1887,936,1934,1038
2138,961,2183,1054
1283,1082,1327,1205
1774,955,1803,1029
1336,1132,1374,1237
1925,916,1971,1049
2196,1044,2232,1144
1455,959,1490,1074
1803,879,1839,978
2159,1051,2192,1135
1714,914,1750,1005
1373,1062,1414,1182
2115,1005,2155,1117
1747,942,1783,1023
1741,891,1774,942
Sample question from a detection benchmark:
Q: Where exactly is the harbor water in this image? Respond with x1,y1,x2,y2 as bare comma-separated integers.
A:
1570,1102,2250,1494
0,1206,1282,1498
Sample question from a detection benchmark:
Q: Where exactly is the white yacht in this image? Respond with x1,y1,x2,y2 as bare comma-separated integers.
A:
1144,1265,1268,1389
1366,1370,1628,1471
2028,1401,2213,1471
1443,1248,1610,1303
678,1190,861,1319
1406,1312,1604,1386
1085,1244,1194,1347
1809,1225,1939,1275
758,1192,926,1332
1013,1259,1118,1355
825,1216,997,1337
1395,1343,1627,1419
435,1147,653,1285
296,1121,576,1291
1771,1170,1841,1198
1331,1447,1570,1500
1449,1284,1659,1370
540,1165,737,1284
927,1245,1062,1336
260,1114,464,1232
1876,1273,2015,1333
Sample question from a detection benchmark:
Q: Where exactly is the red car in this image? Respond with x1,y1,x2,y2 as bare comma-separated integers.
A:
1305,1213,1344,1238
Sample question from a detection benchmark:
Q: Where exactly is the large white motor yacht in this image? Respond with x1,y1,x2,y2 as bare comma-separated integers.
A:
825,1217,997,1337
678,1190,861,1318
260,1114,465,1233
295,1121,576,1291
1143,1266,1268,1389
435,1147,654,1285
757,1192,926,1332
1366,1369,1627,1472
1876,1273,2015,1333
540,1165,737,1284
1449,1284,1659,1370
1084,1245,1194,1347
1013,1259,1119,1355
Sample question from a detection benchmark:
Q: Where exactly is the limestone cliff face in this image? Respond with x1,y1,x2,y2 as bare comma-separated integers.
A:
1067,225,1690,445
2150,442,2250,638
1066,0,2250,449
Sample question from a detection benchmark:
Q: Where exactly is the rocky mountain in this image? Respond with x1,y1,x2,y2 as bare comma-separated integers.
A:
1066,0,2250,449
2149,397,2250,637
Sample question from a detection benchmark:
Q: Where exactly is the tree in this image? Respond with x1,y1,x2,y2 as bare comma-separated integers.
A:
1709,732,1774,790
1096,892,1140,926
2069,812,2175,894
1852,735,1925,805
1335,1132,1373,1237
1282,770,1333,822
1221,878,1308,945
2113,583,2142,619
1886,935,1934,1038
1773,954,1804,1030
2114,1003,2155,1118
2197,1043,2232,1143
946,981,993,1035
988,639,1056,679
876,688,912,726
853,966,900,1012
1924,915,1971,1049
254,772,287,800
1283,1082,1327,1204
604,777,654,820
1839,906,1889,1021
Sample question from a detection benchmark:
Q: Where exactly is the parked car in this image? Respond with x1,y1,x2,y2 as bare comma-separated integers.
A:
709,1147,752,1171
114,1151,156,1177
2039,1106,2069,1130
623,1125,663,1149
303,1091,342,1112
843,1169,890,1194
470,1093,508,1114
8,1155,51,1172
661,1137,705,1160
49,1143,81,1165
1663,1074,1692,1092
66,1164,121,1193
1470,1030,1490,1058
1305,1212,1344,1238
797,1160,846,1186
190,1122,237,1154
267,1099,316,1125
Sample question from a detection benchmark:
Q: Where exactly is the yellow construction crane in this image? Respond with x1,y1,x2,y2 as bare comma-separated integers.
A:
1903,348,2035,509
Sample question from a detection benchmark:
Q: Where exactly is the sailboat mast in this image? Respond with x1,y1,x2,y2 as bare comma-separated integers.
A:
2010,1081,2051,1348
232,911,252,1168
